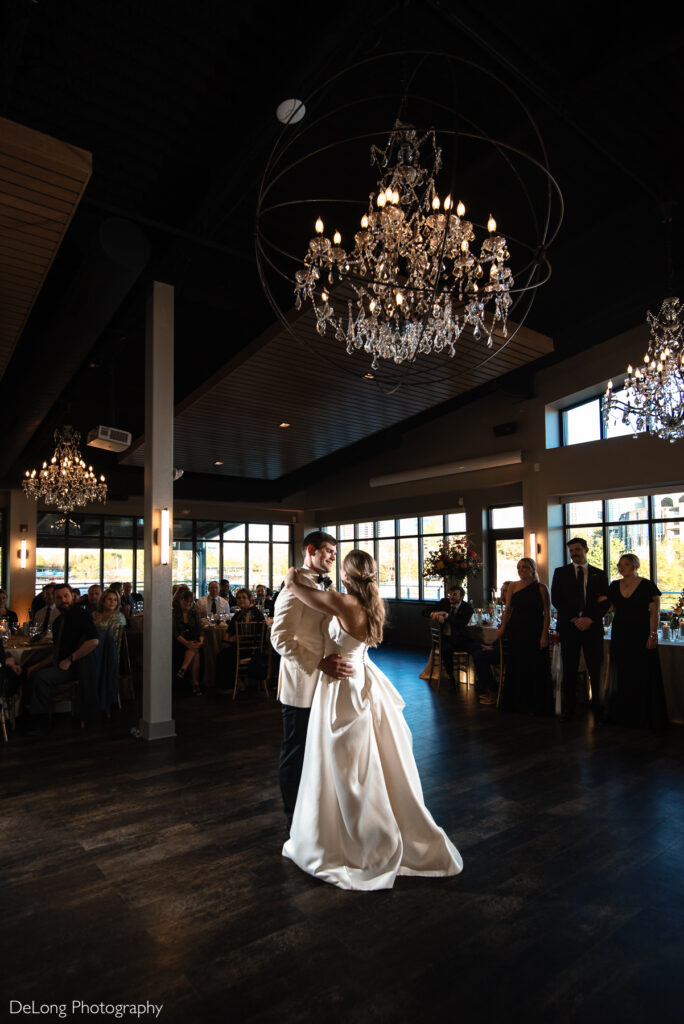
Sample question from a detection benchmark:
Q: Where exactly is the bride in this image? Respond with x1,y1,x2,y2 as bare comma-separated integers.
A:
282,548,463,891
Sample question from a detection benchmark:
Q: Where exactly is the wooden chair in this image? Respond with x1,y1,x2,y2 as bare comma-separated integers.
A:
233,621,269,700
452,650,473,687
425,621,444,689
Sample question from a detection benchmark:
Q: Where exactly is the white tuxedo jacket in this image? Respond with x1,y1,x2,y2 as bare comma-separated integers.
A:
271,569,330,708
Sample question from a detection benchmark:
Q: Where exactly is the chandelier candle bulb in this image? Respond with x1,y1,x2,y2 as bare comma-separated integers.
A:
361,214,368,228
315,218,324,233
487,214,497,232
432,195,440,210
333,231,341,245
377,192,386,207
457,201,466,217
444,195,452,210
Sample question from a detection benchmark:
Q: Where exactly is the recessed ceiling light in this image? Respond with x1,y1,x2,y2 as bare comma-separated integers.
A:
276,99,305,125
214,460,223,466
279,422,290,428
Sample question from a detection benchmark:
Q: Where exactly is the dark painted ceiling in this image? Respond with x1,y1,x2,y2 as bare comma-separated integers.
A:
1,0,682,502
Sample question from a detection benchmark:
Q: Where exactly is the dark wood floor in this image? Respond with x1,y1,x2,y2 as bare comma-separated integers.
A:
3,647,684,1024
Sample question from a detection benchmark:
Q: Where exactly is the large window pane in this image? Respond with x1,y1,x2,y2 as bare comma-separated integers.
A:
195,542,220,596
356,521,374,541
172,543,193,590
377,520,395,537
272,544,290,588
398,537,419,599
103,548,133,588
135,518,144,594
563,399,601,445
337,541,354,591
421,515,443,535
36,548,65,590
223,522,245,540
652,490,684,519
249,523,269,542
248,543,269,588
338,524,353,541
566,500,603,525
398,517,418,536
68,548,101,591
104,516,133,539
422,536,444,601
223,542,245,586
446,513,466,533
490,505,524,529
605,495,648,523
494,538,525,592
377,538,396,598
565,526,604,568
607,525,650,581
272,524,289,542
655,534,684,612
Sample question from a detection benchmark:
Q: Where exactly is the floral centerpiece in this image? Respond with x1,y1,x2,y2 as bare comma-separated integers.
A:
422,537,482,586
671,587,684,627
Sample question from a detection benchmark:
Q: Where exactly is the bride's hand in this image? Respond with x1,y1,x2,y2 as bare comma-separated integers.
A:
285,566,299,589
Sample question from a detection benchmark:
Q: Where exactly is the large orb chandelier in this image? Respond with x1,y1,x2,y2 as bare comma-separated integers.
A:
294,121,513,368
23,427,107,524
256,51,563,386
604,297,684,443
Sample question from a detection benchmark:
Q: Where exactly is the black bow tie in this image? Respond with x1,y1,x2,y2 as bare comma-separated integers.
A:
316,575,332,588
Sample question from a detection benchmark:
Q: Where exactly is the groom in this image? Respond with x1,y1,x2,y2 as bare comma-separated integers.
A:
271,530,353,832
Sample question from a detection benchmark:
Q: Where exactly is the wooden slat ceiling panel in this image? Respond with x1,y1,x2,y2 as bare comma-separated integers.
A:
0,117,92,379
123,299,553,479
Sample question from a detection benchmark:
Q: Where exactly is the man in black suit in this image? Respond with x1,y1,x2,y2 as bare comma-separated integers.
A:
551,537,609,719
423,585,497,695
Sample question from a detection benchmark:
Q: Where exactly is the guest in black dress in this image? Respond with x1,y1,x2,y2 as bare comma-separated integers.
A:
496,557,553,714
172,586,204,695
604,553,667,729
216,588,265,693
0,588,19,627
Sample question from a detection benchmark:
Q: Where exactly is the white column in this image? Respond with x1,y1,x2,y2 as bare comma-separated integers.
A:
8,489,37,623
141,281,175,740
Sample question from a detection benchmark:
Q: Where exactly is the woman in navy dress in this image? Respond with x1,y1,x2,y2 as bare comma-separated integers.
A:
604,553,667,729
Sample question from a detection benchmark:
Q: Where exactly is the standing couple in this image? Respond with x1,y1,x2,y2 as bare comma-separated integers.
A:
271,531,462,891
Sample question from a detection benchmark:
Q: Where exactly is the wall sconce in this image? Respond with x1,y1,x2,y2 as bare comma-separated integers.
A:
18,539,28,568
529,532,542,560
153,507,170,565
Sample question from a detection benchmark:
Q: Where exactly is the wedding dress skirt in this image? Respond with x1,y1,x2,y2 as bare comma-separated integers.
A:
282,620,463,890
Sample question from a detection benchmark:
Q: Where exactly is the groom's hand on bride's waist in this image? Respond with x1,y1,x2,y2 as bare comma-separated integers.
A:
318,653,353,677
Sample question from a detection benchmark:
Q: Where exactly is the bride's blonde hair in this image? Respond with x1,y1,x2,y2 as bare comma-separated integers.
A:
343,549,385,647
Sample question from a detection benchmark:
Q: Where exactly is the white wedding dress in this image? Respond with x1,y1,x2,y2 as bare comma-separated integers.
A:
282,619,463,890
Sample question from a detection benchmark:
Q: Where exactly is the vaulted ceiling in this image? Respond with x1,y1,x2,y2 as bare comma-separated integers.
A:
1,0,682,503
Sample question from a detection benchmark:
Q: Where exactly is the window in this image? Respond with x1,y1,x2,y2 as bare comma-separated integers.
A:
564,489,684,610
35,514,292,596
487,505,524,592
322,511,468,601
561,387,641,447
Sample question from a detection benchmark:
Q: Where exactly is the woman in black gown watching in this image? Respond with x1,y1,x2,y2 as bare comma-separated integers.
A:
496,557,553,714
604,553,667,729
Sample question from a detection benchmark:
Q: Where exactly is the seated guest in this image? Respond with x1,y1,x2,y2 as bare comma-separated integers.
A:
84,584,103,615
0,587,19,627
172,586,203,695
219,579,237,608
120,581,140,618
423,584,497,696
34,583,59,632
22,583,99,734
30,582,54,621
197,580,230,619
216,588,265,693
94,589,127,654
255,584,275,616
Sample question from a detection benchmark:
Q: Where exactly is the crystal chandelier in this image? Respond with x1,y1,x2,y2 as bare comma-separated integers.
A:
604,297,684,443
23,427,108,523
294,122,513,368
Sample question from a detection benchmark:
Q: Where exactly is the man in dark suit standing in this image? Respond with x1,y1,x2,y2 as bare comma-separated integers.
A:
551,537,609,719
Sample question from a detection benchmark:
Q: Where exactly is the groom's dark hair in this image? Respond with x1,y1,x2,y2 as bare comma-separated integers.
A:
567,537,588,550
302,530,337,555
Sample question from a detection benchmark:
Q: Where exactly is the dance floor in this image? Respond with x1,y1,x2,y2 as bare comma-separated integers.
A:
4,646,684,1023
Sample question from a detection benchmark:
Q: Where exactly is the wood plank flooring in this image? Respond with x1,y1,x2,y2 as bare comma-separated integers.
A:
3,647,684,1024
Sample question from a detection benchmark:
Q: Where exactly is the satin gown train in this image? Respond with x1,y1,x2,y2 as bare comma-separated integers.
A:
282,619,463,890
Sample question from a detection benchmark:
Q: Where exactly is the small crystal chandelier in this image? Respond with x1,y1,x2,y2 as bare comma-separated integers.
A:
294,122,513,368
604,297,684,443
23,426,108,523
